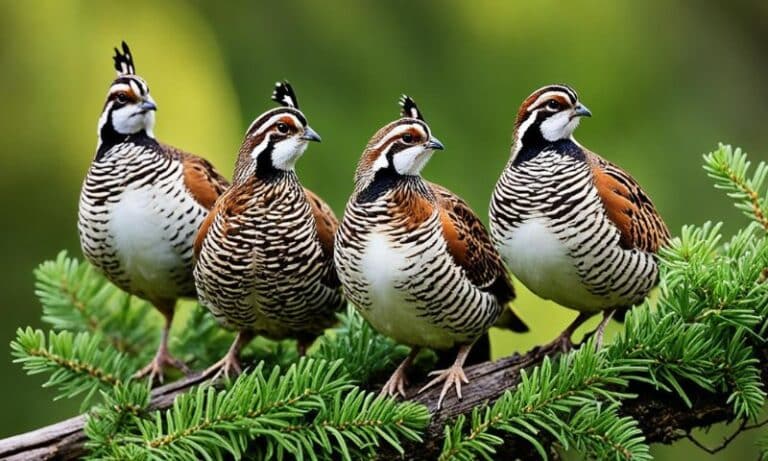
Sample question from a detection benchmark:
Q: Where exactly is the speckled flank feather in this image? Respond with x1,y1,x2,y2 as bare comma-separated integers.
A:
194,172,343,338
78,142,228,306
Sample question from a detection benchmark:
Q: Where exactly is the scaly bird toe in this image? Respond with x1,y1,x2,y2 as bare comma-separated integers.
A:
419,364,470,410
133,349,189,384
380,350,419,399
380,369,409,398
201,353,243,382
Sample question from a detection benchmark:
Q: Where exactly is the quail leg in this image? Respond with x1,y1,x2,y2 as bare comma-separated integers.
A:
381,348,420,398
202,331,254,381
538,311,595,356
592,309,616,350
296,336,315,357
418,344,473,410
134,307,189,383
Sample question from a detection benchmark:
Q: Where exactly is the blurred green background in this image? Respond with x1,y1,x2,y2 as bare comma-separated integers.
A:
1,0,767,458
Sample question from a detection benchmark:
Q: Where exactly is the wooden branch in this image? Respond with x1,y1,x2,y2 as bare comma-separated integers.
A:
0,345,763,461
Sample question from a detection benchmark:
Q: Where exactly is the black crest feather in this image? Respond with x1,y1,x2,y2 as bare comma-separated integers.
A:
113,41,136,76
399,95,425,121
272,81,299,109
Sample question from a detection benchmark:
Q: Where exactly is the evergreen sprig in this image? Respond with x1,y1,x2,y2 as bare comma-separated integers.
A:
95,359,429,461
314,305,409,382
10,328,134,406
258,387,429,460
34,251,157,359
439,346,651,461
172,306,238,370
84,382,152,456
703,143,768,230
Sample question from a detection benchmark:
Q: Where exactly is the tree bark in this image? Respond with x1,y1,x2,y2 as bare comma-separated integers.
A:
0,346,756,461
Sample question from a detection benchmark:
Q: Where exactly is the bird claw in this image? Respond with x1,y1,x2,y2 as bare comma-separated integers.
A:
133,349,189,384
380,368,409,398
536,334,574,358
201,353,243,382
418,365,469,410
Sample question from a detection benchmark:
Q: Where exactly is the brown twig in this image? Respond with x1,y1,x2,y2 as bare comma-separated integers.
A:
686,418,768,455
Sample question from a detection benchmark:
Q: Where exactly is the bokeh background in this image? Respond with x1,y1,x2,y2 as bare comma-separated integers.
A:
1,1,767,458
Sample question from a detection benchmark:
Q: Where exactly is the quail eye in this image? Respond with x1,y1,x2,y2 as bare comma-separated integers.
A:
547,100,561,110
402,133,414,143
116,92,128,104
276,122,289,134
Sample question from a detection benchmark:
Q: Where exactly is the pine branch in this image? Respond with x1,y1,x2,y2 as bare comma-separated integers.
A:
172,306,239,369
263,387,429,460
3,335,768,460
86,359,428,461
84,382,151,457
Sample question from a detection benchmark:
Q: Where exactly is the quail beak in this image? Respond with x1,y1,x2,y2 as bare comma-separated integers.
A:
572,103,592,118
301,126,322,142
140,100,157,112
425,136,445,151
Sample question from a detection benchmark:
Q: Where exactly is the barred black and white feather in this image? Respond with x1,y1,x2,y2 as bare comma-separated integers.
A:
489,84,669,315
336,179,509,348
335,99,525,351
195,173,342,338
194,84,341,347
79,42,229,380
79,143,226,304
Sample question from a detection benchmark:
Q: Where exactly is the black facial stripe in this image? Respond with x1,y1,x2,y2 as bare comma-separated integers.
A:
387,140,410,156
533,102,555,111
96,101,157,160
383,121,429,148
512,108,583,166
395,118,429,132
254,132,290,180
357,167,400,203
379,129,423,164
107,92,137,105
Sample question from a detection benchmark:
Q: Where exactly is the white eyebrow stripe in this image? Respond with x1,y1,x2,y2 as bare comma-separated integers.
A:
129,80,142,97
247,113,299,137
528,91,571,111
109,84,132,95
372,124,427,150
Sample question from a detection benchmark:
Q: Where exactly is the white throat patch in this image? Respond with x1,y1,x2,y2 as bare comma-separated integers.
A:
392,145,435,176
539,110,580,141
271,137,308,170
